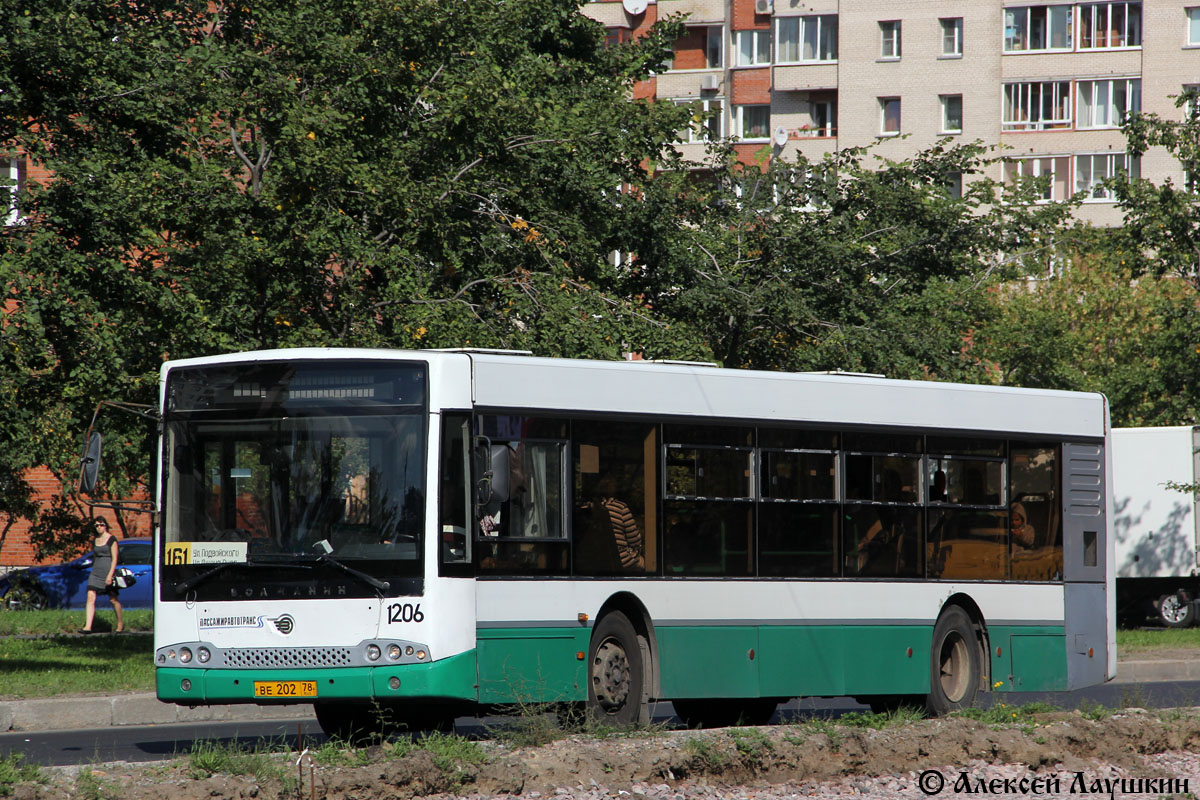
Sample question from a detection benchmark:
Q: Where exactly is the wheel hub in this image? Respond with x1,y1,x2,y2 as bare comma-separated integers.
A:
592,639,630,712
938,632,970,703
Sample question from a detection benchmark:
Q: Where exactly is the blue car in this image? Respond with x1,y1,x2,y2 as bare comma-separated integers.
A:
0,538,154,610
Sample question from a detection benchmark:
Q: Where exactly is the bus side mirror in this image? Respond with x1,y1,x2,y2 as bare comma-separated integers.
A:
78,431,103,496
473,438,511,506
488,445,511,503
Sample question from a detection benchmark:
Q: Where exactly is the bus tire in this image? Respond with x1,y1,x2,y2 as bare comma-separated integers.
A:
587,611,647,726
1157,592,1196,628
672,698,779,728
926,606,980,717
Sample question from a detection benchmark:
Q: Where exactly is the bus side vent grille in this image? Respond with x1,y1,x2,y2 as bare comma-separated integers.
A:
222,647,354,668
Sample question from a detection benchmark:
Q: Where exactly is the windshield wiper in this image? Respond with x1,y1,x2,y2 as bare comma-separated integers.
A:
174,559,311,595
316,554,390,596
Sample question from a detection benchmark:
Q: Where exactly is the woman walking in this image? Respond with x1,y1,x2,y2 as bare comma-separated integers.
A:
80,519,123,633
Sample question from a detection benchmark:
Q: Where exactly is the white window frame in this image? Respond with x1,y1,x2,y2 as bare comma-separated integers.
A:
776,14,838,63
940,17,964,56
1079,2,1141,50
1003,5,1074,52
1005,155,1070,203
1077,78,1140,129
879,20,901,59
879,97,901,136
940,95,963,134
1075,152,1139,202
736,29,772,66
675,97,725,143
3,158,22,227
1002,81,1072,131
735,104,771,140
1188,8,1200,46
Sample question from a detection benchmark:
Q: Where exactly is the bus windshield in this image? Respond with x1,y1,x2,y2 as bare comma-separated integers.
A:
160,361,427,598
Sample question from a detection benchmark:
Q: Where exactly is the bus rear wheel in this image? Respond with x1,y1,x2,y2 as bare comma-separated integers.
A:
926,606,981,717
587,611,647,726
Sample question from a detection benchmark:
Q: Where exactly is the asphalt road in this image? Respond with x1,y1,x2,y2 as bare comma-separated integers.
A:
7,680,1200,768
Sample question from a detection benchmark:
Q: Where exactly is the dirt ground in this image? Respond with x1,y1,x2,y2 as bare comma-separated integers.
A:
9,707,1200,800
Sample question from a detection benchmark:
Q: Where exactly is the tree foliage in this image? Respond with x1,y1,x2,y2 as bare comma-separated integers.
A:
0,0,696,555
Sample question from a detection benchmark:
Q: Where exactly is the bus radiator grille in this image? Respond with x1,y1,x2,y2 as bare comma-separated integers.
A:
221,647,355,668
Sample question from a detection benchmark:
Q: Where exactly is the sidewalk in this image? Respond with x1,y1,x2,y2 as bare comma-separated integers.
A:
0,656,1193,733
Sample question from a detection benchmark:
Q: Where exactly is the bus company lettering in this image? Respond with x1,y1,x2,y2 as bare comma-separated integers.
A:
199,615,263,629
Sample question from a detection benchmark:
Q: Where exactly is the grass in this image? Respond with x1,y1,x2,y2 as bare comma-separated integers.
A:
0,608,152,636
0,633,155,698
1116,626,1200,653
0,752,45,794
186,739,296,790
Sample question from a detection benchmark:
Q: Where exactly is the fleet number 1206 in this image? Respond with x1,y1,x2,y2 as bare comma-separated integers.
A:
387,603,424,624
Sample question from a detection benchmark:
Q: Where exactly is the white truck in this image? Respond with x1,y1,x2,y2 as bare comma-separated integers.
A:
1112,426,1200,627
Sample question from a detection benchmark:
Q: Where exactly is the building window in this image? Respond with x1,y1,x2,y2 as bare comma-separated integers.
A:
736,29,771,66
676,98,725,143
1079,2,1141,49
940,17,963,56
669,25,723,70
1189,8,1200,45
942,171,963,199
1002,81,1072,131
3,157,23,227
1075,152,1140,201
1077,78,1140,129
1004,6,1073,52
879,21,901,59
1005,156,1071,202
604,28,629,49
879,97,901,135
777,14,838,63
941,95,963,133
808,99,837,137
736,105,771,139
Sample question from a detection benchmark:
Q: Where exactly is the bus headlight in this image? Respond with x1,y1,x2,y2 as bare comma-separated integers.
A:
366,644,381,661
198,647,211,663
179,647,192,664
387,644,402,661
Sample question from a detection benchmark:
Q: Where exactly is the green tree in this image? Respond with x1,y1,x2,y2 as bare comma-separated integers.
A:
620,138,1076,377
0,0,697,555
972,229,1200,426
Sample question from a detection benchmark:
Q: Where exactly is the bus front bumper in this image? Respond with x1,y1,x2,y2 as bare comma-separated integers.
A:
156,649,478,706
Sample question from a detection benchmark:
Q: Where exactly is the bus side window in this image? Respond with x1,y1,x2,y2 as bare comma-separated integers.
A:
438,415,472,568
473,415,570,575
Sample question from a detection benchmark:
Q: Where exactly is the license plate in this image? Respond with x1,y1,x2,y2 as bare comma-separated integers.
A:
253,680,317,698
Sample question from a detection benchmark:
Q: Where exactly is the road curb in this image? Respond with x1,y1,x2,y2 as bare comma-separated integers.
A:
0,693,311,732
1113,659,1200,684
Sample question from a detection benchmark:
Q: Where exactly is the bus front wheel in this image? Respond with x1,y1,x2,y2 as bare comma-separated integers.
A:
587,611,647,726
926,606,981,717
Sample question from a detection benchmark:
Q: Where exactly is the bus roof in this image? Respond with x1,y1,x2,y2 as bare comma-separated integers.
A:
161,347,1109,440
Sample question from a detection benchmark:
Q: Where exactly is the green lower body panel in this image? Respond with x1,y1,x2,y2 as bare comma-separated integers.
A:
157,649,479,706
989,626,1067,692
476,627,589,704
658,625,931,699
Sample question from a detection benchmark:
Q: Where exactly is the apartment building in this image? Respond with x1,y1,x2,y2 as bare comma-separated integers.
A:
583,0,1198,227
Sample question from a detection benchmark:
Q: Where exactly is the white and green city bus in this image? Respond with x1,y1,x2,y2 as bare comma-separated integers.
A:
144,348,1114,736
